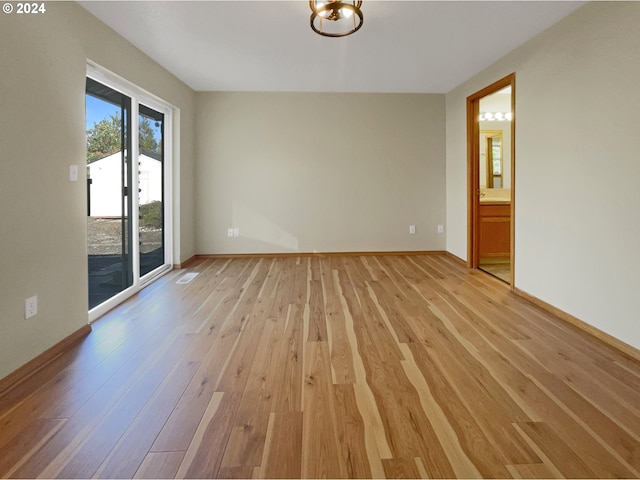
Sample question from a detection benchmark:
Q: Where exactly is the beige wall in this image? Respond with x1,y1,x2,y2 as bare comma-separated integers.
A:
0,2,196,379
194,92,446,254
446,2,640,349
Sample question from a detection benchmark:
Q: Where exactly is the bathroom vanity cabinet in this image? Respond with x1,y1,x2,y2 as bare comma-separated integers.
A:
479,202,511,258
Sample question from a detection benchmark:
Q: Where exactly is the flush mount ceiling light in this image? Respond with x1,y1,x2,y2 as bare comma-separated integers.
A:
310,1,363,38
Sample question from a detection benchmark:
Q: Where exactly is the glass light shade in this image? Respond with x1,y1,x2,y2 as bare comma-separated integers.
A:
316,1,329,17
479,112,513,122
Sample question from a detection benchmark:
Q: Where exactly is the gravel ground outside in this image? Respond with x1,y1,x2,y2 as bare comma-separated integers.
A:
88,217,162,255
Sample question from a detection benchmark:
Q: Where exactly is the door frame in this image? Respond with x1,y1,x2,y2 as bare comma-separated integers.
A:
466,73,516,287
87,62,174,321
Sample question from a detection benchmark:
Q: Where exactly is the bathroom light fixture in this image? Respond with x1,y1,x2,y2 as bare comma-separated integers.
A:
479,112,513,122
310,1,363,37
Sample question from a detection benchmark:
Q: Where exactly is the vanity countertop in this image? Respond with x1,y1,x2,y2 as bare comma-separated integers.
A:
480,188,511,204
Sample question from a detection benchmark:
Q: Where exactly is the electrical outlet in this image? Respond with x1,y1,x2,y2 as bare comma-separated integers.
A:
25,295,38,319
409,225,416,234
227,228,234,237
437,225,444,234
233,228,239,237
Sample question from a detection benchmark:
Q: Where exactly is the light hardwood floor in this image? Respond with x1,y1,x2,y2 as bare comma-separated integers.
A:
1,255,639,479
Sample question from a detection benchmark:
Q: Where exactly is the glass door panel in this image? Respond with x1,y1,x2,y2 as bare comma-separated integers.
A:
86,78,133,309
138,105,165,277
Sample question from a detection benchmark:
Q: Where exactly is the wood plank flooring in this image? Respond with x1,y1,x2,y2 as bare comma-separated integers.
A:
1,254,639,478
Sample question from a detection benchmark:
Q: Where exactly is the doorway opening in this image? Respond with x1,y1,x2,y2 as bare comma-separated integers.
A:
467,73,515,286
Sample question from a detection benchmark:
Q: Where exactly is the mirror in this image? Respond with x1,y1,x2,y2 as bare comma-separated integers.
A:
487,132,502,188
480,130,503,189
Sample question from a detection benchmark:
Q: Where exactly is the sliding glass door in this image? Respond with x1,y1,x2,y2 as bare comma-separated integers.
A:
85,68,172,317
86,79,133,310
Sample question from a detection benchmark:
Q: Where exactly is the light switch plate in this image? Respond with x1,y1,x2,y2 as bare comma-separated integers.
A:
69,165,78,182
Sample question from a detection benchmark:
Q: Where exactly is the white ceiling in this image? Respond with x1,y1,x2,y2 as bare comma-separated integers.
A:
79,1,585,93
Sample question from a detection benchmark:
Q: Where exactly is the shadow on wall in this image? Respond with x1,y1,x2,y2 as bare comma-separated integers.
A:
232,201,299,251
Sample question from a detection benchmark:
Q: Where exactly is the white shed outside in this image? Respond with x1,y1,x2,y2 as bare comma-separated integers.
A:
88,152,162,217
